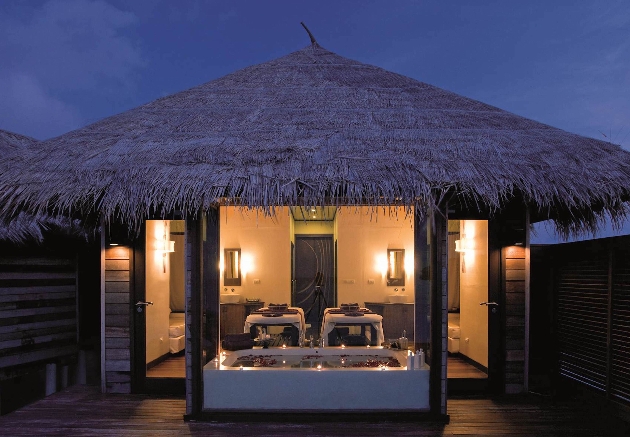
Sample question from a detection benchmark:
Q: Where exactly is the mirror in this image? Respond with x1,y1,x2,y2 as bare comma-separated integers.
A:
387,249,405,286
224,248,241,286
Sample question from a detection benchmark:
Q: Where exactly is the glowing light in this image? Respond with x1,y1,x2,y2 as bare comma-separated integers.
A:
404,253,413,275
154,221,175,253
455,238,470,252
375,254,388,276
317,364,322,370
240,253,254,277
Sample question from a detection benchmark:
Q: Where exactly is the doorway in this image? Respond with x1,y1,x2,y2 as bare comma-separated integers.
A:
292,235,335,340
133,220,185,394
447,220,494,392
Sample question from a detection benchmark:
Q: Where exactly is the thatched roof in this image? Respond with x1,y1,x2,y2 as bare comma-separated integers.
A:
0,129,86,244
0,128,37,159
1,43,630,235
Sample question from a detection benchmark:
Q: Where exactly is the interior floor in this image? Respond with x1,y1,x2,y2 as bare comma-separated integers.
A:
146,354,185,378
447,354,487,379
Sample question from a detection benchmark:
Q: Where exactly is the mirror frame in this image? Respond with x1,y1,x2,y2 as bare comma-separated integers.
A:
223,248,241,286
387,248,405,286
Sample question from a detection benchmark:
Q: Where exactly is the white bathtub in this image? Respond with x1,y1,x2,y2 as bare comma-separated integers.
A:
203,346,430,411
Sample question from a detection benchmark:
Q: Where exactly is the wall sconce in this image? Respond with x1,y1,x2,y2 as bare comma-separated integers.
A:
240,253,253,277
155,221,175,273
154,221,175,253
156,239,175,253
454,238,469,252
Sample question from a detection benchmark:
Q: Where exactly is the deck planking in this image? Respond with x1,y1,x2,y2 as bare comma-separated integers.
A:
1,385,629,436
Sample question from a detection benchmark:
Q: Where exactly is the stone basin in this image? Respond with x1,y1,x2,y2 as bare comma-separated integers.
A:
387,294,408,303
220,293,242,303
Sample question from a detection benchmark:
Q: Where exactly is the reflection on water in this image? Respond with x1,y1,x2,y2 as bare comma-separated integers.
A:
232,354,401,368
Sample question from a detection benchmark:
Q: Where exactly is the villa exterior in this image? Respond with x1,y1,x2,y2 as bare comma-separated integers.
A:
2,41,630,419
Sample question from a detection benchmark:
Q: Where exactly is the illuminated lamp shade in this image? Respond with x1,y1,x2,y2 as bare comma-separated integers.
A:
454,239,469,253
156,239,175,253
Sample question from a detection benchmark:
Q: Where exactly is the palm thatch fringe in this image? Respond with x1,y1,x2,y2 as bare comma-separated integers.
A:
0,212,87,244
0,45,629,237
0,129,88,243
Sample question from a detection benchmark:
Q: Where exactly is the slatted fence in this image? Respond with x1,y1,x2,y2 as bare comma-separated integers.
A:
0,242,79,414
538,236,630,406
0,249,78,370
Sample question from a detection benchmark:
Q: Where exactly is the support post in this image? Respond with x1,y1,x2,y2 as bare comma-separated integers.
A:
45,363,57,396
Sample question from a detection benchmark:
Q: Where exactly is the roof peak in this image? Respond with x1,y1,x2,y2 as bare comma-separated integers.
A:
300,21,318,46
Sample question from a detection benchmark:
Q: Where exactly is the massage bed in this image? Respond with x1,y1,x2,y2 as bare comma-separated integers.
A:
447,313,460,353
169,312,185,353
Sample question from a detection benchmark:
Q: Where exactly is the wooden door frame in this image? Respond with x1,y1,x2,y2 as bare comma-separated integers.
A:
443,217,505,395
487,219,506,394
130,223,146,393
131,221,184,394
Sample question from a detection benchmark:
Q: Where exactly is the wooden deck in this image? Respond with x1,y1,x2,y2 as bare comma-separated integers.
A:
1,385,629,436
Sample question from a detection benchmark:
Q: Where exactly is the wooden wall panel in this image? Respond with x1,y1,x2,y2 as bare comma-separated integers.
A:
185,218,195,415
503,221,527,394
103,245,131,394
0,253,78,371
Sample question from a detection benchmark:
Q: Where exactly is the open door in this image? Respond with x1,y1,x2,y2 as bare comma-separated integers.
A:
133,220,185,394
447,220,501,394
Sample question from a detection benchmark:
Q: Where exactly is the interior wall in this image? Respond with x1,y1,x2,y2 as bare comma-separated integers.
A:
169,230,185,312
145,220,171,364
336,207,414,306
458,220,488,367
294,221,335,235
219,206,292,305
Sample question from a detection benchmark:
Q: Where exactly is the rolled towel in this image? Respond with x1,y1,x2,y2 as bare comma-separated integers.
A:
340,302,360,312
268,303,289,311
